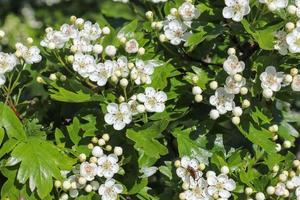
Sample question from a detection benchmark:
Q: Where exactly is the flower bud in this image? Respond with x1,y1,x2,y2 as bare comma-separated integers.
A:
290,68,298,76
105,45,117,57
119,37,127,44
0,30,5,38
209,109,220,120
255,192,265,200
284,74,293,83
62,180,71,190
242,99,250,108
138,47,145,55
232,106,243,117
118,96,125,103
92,146,103,157
170,8,178,16
232,116,240,125
182,182,189,190
27,37,33,45
234,74,243,82
93,44,103,54
78,153,86,162
145,11,153,21
102,27,110,35
98,138,106,146
174,160,181,168
287,5,297,15
245,187,253,195
199,163,205,171
49,73,57,81
192,86,202,95
36,76,45,84
240,87,248,95
192,75,199,84
179,192,185,200
209,81,218,90
114,146,123,156
75,18,84,27
285,22,295,32
279,173,287,182
283,140,292,148
194,94,203,103
227,48,236,55
91,137,98,144
263,88,273,99
78,177,87,185
275,143,281,152
60,193,69,200
67,55,74,63
221,166,230,174
293,160,300,167
70,181,77,189
137,104,146,113
272,165,279,173
55,180,62,188
60,75,67,81
105,145,112,151
85,184,93,193
70,16,77,24
159,34,167,42
102,134,110,141
266,186,275,195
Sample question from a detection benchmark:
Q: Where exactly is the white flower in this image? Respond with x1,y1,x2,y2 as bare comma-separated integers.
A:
224,76,246,94
140,166,158,178
207,173,236,199
89,62,113,86
131,59,154,85
98,179,123,200
274,182,286,196
113,56,129,78
0,52,18,74
182,178,210,200
80,21,102,41
259,66,284,92
72,53,96,78
79,162,97,181
40,30,68,49
178,2,200,22
292,75,300,91
0,73,6,86
209,87,235,115
286,27,300,53
97,154,119,178
104,103,132,130
259,0,288,11
15,43,42,64
274,31,288,55
60,24,78,39
223,55,245,75
163,19,190,45
176,156,203,187
71,38,93,53
105,45,117,57
125,39,139,54
137,87,167,113
222,0,250,22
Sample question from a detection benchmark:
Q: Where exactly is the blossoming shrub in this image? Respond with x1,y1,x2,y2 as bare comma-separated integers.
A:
0,0,300,199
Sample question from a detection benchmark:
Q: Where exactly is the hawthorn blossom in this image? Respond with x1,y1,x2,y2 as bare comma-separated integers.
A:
40,30,68,49
71,37,93,53
125,39,139,54
113,56,129,78
222,0,251,22
209,87,235,114
104,103,132,130
137,87,167,113
206,173,236,199
292,75,300,91
131,59,154,85
274,30,288,55
60,23,78,39
163,18,190,45
224,76,246,94
0,52,18,74
80,162,97,181
98,179,123,200
72,53,96,78
259,66,284,92
97,154,119,178
89,62,113,86
259,0,288,11
178,2,200,22
80,21,102,41
223,55,245,75
176,156,203,187
182,179,210,200
286,27,300,53
15,43,42,64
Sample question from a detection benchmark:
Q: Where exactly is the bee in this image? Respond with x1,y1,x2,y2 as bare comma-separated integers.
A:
187,166,199,181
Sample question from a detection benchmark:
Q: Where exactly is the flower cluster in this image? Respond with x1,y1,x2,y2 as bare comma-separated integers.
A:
151,1,200,45
104,87,167,130
208,48,248,124
175,156,236,200
222,0,251,22
54,134,123,200
259,0,288,11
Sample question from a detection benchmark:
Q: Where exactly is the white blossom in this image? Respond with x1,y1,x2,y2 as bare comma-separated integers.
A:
104,103,132,130
0,52,18,74
125,39,139,54
163,18,190,45
286,27,300,53
15,43,42,64
224,76,246,94
40,30,68,49
206,173,236,199
259,0,288,11
80,21,102,41
178,2,200,22
223,55,245,75
209,87,235,115
140,166,158,178
274,30,288,55
72,53,96,78
60,24,78,39
89,62,113,86
71,37,93,53
97,154,119,178
182,179,210,200
292,75,300,91
131,59,154,85
79,162,97,181
259,66,284,92
113,56,129,78
98,179,123,200
222,0,250,22
137,87,167,113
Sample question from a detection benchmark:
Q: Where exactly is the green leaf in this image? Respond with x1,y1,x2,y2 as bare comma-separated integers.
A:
66,117,81,145
6,137,76,198
100,1,139,20
126,121,169,160
0,127,4,145
0,103,26,140
151,63,179,90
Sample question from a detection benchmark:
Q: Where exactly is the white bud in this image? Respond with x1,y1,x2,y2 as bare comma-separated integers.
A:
272,134,278,141
293,160,300,167
92,146,103,157
75,18,84,27
170,8,178,16
67,55,74,63
111,75,118,83
119,37,127,44
232,106,243,117
198,163,205,171
70,182,77,189
263,88,273,99
55,180,62,188
105,145,112,151
283,140,292,148
192,86,202,95
105,45,117,57
272,165,279,173
255,192,265,200
69,189,79,198
120,78,128,87
128,62,134,69
155,22,163,30
98,138,106,146
159,34,167,42
78,177,87,185
285,22,295,32
60,75,67,81
85,184,93,193
192,75,199,84
269,124,278,132
174,160,181,168
89,156,97,163
240,87,248,95
137,104,146,113
284,74,293,83
179,192,185,200
91,181,100,190
45,27,53,33
290,68,298,76
102,27,110,35
245,187,253,195
279,173,287,182
242,99,250,108
91,136,98,144
182,182,189,190
0,30,5,38
221,166,230,174
138,47,145,55
114,146,123,156
49,73,57,81
27,37,33,45
78,153,86,162
60,193,69,200
227,48,236,55
286,181,294,189
70,15,77,24
283,189,289,197
145,11,153,21
93,44,103,54
102,133,110,141
206,171,215,177
118,96,125,103
194,94,203,103
49,42,56,49
36,76,45,84
275,143,281,152
115,70,122,77
232,116,240,125
287,5,297,15
63,180,71,190
266,186,275,195
234,74,243,82
209,81,218,90
268,3,276,11
87,143,94,149
209,109,220,120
